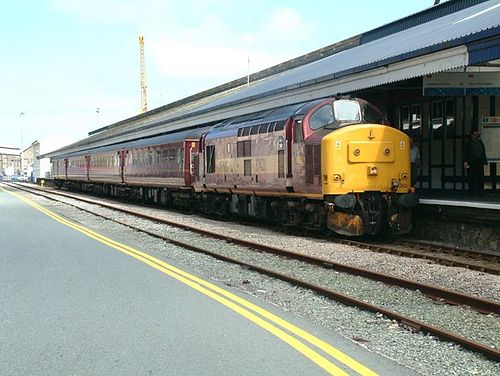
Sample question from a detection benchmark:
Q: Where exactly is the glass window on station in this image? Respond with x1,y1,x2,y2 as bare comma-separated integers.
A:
410,104,421,139
401,105,410,132
431,100,443,140
393,98,462,191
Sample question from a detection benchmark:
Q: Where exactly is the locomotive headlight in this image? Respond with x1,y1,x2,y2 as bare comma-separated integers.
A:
384,148,391,156
392,179,400,188
353,148,361,156
401,172,408,180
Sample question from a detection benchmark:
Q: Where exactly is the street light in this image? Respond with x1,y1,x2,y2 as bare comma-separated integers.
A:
19,112,25,173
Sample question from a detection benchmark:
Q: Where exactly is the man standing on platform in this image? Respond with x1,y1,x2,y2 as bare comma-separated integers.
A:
410,138,421,188
463,130,488,196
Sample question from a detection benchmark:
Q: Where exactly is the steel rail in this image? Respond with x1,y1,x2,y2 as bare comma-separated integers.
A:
397,239,499,262
16,184,500,275
4,182,499,361
8,182,500,316
339,238,500,275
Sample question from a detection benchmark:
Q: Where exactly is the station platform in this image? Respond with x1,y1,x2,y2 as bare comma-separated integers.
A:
418,191,499,210
411,191,499,253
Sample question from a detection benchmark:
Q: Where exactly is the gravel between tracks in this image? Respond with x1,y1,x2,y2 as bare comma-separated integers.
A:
22,189,500,375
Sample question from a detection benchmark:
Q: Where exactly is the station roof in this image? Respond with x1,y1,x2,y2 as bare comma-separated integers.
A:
42,0,500,159
0,146,21,155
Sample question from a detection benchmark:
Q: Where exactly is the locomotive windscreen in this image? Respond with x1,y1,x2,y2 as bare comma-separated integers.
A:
333,100,361,123
328,99,384,128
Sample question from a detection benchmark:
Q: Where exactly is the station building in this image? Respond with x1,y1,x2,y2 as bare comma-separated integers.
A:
0,146,21,177
44,0,500,194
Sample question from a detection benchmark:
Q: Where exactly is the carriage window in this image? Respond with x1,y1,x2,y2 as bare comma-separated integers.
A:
250,126,259,135
242,127,251,136
310,105,334,130
177,148,183,164
237,140,251,157
206,145,216,174
294,120,303,143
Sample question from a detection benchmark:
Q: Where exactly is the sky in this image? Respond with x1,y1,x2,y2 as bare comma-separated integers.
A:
1,0,438,154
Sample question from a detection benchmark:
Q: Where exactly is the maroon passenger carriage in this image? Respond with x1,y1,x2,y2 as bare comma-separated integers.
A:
53,128,209,207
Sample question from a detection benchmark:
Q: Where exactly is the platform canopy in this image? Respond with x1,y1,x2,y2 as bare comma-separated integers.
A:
42,0,500,159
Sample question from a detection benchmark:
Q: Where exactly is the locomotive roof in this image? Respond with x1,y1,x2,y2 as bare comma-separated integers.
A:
205,99,325,139
55,126,210,159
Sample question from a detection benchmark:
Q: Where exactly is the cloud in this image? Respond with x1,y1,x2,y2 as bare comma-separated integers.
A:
150,36,281,79
148,6,314,81
262,7,313,42
51,0,317,81
50,0,170,25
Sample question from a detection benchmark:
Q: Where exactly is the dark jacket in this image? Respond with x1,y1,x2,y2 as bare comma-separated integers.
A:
464,138,487,165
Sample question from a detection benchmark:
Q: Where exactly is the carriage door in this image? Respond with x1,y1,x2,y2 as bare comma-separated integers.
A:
183,141,194,187
85,155,91,181
64,158,68,179
285,118,301,190
199,134,208,183
119,151,126,183
286,118,304,192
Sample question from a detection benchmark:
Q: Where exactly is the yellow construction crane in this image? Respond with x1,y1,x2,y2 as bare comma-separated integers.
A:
139,35,148,113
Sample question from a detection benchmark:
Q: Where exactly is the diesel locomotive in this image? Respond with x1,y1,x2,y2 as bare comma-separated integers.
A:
52,96,418,236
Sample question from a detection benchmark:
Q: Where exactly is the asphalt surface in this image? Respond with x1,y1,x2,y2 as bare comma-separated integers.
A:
0,186,419,375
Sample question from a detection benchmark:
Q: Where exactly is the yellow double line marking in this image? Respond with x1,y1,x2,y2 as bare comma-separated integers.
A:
2,186,378,376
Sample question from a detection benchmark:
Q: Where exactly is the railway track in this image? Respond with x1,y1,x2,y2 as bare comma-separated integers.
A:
340,238,500,275
11,182,500,275
5,182,500,361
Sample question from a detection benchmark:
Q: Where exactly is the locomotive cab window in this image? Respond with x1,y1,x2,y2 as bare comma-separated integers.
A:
310,104,334,130
332,100,361,125
362,102,385,124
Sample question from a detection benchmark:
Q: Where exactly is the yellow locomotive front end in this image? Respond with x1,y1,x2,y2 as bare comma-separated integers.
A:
322,123,418,236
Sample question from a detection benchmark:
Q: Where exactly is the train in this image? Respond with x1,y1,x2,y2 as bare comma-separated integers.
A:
52,96,418,236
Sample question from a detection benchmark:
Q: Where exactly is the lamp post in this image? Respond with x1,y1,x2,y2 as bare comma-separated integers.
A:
19,112,25,174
